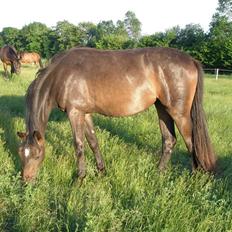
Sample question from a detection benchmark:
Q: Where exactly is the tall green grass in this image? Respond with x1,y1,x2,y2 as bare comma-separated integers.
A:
0,66,232,231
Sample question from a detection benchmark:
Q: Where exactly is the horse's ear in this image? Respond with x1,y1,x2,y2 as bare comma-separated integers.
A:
33,131,44,146
17,132,26,141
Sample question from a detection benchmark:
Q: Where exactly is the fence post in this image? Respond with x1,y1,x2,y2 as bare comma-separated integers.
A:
215,68,219,80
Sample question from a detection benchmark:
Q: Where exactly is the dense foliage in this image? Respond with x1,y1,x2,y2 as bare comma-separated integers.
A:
0,1,232,68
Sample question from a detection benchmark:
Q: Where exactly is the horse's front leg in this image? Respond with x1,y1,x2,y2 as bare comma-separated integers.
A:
85,114,105,173
67,108,86,181
3,63,8,78
10,63,14,75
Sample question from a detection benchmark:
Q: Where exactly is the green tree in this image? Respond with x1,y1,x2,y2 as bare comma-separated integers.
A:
41,29,59,58
115,20,128,38
217,0,232,20
20,22,50,55
0,35,4,47
138,27,178,48
124,11,141,41
0,27,21,49
54,20,81,51
96,34,128,49
77,22,97,46
91,20,129,49
172,24,207,62
97,20,116,35
206,14,232,68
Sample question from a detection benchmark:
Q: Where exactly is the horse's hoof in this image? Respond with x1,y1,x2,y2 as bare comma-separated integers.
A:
97,162,105,172
78,170,86,179
72,172,86,187
72,177,84,187
158,164,167,172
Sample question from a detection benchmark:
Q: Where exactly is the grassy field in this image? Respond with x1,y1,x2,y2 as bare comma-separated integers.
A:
0,65,232,232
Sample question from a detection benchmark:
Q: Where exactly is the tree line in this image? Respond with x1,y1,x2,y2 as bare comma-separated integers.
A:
0,1,232,69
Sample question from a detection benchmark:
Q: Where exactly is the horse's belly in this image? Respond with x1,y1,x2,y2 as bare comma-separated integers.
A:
96,90,156,117
3,60,11,65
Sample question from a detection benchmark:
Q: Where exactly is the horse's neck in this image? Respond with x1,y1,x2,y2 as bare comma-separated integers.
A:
26,87,53,137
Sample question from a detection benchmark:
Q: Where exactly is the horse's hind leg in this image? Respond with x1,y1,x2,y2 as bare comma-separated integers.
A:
85,114,105,172
67,108,86,180
171,112,198,170
155,101,176,171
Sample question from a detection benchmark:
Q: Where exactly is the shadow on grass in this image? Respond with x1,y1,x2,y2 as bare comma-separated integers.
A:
0,96,25,171
0,95,68,121
215,155,232,190
0,70,11,80
94,115,157,153
0,95,25,117
171,148,232,192
0,112,21,172
0,70,21,80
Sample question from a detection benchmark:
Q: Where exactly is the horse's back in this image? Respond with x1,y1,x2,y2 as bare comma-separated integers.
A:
31,52,41,61
38,47,199,116
0,45,18,63
20,52,41,63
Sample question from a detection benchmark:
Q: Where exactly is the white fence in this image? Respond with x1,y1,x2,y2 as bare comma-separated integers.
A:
203,68,232,80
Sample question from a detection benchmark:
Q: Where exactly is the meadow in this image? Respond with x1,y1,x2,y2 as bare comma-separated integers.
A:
0,65,232,232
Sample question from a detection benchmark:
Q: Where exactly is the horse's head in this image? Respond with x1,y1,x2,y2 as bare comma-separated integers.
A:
12,59,21,74
17,51,22,60
17,131,45,182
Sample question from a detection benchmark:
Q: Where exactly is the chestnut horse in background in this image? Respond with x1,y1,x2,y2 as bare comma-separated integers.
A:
18,51,43,68
0,45,21,78
17,47,216,182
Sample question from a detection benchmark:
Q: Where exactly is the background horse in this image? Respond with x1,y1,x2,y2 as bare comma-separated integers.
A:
17,47,216,182
18,51,43,68
0,45,21,78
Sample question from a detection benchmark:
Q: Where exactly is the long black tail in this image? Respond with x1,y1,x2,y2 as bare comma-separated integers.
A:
191,60,216,171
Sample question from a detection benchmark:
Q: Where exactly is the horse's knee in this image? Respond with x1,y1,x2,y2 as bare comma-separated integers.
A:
74,140,84,156
158,136,176,171
163,135,176,151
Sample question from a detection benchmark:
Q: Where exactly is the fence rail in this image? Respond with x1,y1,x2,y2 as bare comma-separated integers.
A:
203,68,232,80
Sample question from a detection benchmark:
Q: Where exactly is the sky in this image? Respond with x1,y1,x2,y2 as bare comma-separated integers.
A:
0,0,219,35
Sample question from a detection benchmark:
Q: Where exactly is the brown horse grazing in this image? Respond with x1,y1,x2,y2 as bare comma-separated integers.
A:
17,47,216,182
0,45,21,77
18,51,43,68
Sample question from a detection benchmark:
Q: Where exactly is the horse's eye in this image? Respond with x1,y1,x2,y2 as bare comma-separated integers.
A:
34,156,40,160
